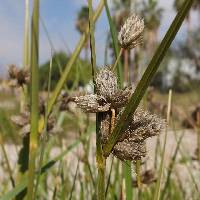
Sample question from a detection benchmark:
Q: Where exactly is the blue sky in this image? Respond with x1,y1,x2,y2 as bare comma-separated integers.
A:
0,0,198,75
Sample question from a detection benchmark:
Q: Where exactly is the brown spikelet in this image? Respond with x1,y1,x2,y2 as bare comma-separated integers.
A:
75,67,133,112
73,66,165,162
74,94,111,112
118,14,144,49
8,65,30,86
118,108,165,143
96,67,118,101
113,140,146,161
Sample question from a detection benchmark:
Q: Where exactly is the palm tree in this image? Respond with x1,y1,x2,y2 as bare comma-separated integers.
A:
140,0,162,53
173,0,192,44
76,6,89,60
192,0,200,19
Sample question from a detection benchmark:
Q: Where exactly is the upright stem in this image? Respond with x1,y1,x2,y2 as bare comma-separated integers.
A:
153,90,172,200
197,112,200,161
96,113,106,200
27,0,39,199
136,159,142,189
112,48,123,72
88,1,105,199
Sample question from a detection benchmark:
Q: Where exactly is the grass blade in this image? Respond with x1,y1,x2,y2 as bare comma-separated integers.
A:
27,0,40,199
103,0,194,155
161,133,184,199
153,90,172,200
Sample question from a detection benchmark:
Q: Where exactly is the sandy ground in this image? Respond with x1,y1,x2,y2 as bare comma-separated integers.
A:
0,129,200,197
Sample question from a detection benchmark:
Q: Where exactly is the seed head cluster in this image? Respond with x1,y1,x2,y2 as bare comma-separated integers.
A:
11,98,55,137
75,67,164,161
118,14,144,49
8,65,30,87
75,67,132,112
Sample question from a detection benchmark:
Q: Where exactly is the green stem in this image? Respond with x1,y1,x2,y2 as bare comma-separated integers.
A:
34,50,53,198
153,90,172,200
197,112,200,161
136,160,142,189
112,48,123,72
0,135,15,187
96,113,106,200
27,0,39,199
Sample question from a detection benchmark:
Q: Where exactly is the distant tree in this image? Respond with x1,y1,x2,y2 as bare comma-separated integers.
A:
76,6,89,60
175,27,200,71
140,0,162,52
173,0,195,44
39,52,92,90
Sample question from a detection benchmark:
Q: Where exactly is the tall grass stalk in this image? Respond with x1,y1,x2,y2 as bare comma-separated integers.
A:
34,51,53,198
197,112,200,160
27,0,40,199
18,1,30,189
161,133,184,199
88,1,105,199
0,134,15,187
47,0,104,116
153,89,172,200
20,0,30,112
104,0,123,86
23,0,30,68
103,0,194,156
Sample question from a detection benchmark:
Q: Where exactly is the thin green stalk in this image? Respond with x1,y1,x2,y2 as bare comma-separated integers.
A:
104,0,123,87
23,0,30,68
88,0,96,83
17,1,30,191
40,17,63,75
172,124,200,194
161,133,184,199
47,0,104,116
197,112,200,160
105,156,114,197
34,50,53,198
27,0,39,199
112,48,123,72
103,0,194,156
135,160,142,189
153,89,172,200
21,0,30,111
124,161,133,200
88,1,105,199
0,135,15,187
68,160,79,200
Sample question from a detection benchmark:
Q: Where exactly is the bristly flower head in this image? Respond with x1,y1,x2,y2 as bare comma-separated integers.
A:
8,65,30,87
74,66,165,162
101,108,165,161
118,14,144,49
74,67,133,112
